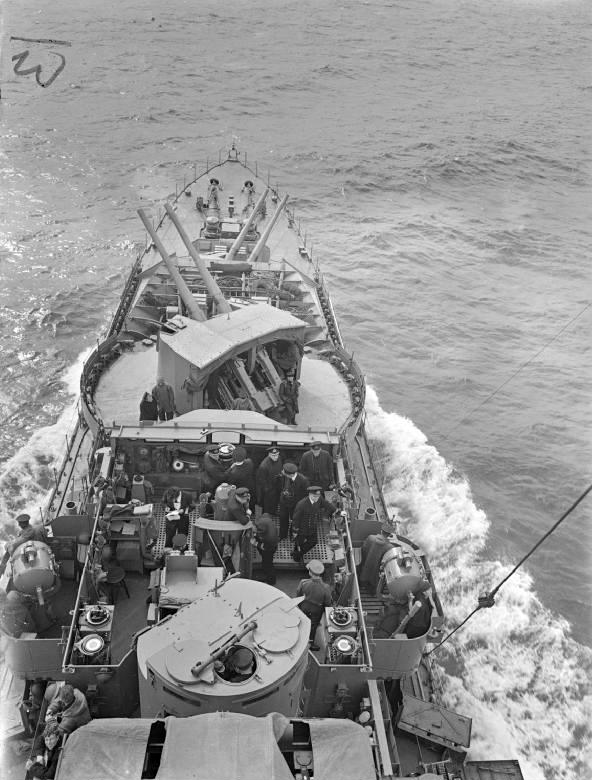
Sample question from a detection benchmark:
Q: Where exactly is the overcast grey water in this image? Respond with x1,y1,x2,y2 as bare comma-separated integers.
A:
1,1,591,778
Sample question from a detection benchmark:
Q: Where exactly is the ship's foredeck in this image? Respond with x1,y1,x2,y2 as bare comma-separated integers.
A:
94,350,352,431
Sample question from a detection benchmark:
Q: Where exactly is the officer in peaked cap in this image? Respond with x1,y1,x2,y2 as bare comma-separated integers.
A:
256,446,283,514
299,441,334,492
296,559,332,650
273,462,309,539
291,486,336,562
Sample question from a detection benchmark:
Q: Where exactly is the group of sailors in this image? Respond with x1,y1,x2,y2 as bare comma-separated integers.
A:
159,441,339,584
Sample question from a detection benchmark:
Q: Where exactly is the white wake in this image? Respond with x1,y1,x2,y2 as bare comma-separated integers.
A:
365,386,592,780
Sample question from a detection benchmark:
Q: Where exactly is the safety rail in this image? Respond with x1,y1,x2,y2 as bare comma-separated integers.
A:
341,511,373,671
61,451,113,673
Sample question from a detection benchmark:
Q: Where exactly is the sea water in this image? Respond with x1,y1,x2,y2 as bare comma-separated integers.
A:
1,1,591,777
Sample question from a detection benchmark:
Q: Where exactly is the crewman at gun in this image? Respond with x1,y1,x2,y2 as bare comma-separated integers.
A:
0,589,36,637
373,581,432,639
296,560,332,651
0,514,47,576
358,522,396,592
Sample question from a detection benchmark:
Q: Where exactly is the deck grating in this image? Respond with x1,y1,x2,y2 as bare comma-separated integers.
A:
153,503,332,568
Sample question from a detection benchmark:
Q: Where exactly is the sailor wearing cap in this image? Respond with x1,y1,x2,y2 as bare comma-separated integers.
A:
223,646,256,682
207,177,223,208
299,441,334,492
296,560,332,650
256,446,283,513
253,513,278,585
226,486,252,526
241,180,256,206
291,487,337,562
222,446,256,510
278,373,300,425
162,487,193,547
202,445,227,492
0,513,48,576
273,463,309,539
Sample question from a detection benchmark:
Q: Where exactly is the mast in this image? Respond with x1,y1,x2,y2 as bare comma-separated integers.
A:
164,203,232,315
137,209,205,322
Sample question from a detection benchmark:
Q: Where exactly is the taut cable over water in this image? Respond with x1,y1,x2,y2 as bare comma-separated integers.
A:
427,481,592,655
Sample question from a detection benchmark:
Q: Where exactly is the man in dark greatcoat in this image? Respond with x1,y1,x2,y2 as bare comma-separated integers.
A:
291,486,336,561
273,463,309,539
254,513,278,585
202,445,227,492
225,487,252,526
299,441,334,491
256,446,283,514
222,446,256,510
278,373,299,425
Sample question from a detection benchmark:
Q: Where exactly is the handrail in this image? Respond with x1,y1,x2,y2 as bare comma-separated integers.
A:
342,512,373,670
61,494,106,672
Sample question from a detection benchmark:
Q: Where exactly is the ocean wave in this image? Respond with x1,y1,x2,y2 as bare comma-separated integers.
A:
0,354,85,540
365,386,592,780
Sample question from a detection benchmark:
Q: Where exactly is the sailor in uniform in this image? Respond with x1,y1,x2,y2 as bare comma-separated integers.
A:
207,177,223,209
0,514,48,576
296,560,332,651
162,487,193,547
291,486,336,561
358,522,396,592
273,463,309,540
299,441,334,492
256,446,283,514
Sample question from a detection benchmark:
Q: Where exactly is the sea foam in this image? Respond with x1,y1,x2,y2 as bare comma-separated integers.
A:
0,351,89,536
365,386,592,780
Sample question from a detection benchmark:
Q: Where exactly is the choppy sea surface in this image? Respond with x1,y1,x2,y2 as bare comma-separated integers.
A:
1,1,591,777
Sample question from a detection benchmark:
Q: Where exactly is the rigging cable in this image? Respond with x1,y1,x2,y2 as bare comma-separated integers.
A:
426,480,592,655
437,300,591,440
